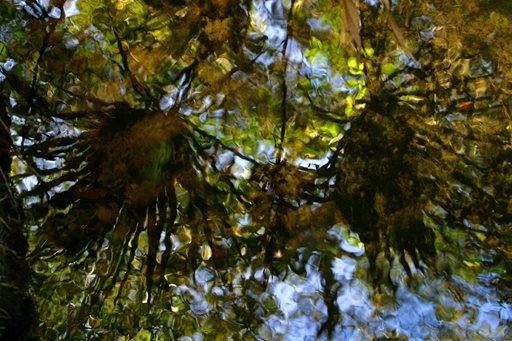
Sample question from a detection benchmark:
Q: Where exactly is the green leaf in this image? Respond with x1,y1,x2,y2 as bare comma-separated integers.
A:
382,63,400,75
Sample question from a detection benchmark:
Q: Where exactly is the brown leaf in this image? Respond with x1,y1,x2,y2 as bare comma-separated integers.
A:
72,187,108,200
381,0,408,51
341,0,362,50
387,15,408,51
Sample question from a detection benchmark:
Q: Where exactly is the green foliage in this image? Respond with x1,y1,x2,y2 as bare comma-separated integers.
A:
1,0,512,339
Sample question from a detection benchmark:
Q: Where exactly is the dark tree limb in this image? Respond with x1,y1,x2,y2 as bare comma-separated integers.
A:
0,93,37,340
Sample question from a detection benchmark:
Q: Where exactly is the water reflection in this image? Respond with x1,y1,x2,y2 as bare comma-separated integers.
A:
262,229,512,339
3,0,511,339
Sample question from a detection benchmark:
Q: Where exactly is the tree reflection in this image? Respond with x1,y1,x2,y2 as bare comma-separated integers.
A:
0,0,511,339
